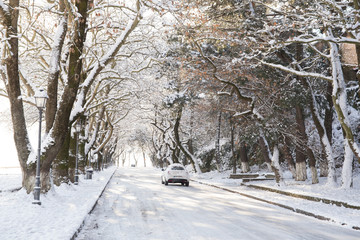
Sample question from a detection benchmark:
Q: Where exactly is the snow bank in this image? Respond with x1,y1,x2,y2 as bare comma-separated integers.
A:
0,166,116,240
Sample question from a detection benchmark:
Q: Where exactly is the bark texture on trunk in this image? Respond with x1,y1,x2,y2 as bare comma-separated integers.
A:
296,162,307,181
173,107,201,173
1,0,35,193
258,136,272,172
41,0,89,191
52,129,73,185
355,0,360,98
239,142,250,173
271,145,284,185
277,47,331,182
215,111,222,172
46,0,68,133
283,137,296,179
320,82,333,177
230,120,237,174
296,108,319,183
142,150,147,167
307,149,319,184
329,39,359,187
295,104,307,181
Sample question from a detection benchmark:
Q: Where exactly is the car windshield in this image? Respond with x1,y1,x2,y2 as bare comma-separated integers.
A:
171,166,184,171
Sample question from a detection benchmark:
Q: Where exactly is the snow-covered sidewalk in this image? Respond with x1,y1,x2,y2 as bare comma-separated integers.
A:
191,169,360,231
0,166,116,240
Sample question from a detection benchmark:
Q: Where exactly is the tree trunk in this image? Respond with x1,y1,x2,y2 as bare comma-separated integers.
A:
320,82,333,177
294,43,308,182
230,120,237,174
355,0,360,100
215,111,222,172
258,136,272,171
85,106,106,158
341,141,354,188
98,150,103,171
271,145,284,185
142,150,146,167
283,136,296,179
296,104,319,183
133,152,138,167
102,148,108,170
295,105,307,181
328,36,360,187
185,139,192,166
52,129,77,185
78,126,86,172
258,131,284,185
40,0,89,191
1,0,34,193
308,152,319,184
239,142,250,173
172,147,180,163
276,48,335,184
45,0,67,133
22,169,36,194
308,87,336,185
186,104,195,166
122,152,126,167
173,107,201,173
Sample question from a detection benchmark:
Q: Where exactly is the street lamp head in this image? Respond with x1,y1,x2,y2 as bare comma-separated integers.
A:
34,89,48,109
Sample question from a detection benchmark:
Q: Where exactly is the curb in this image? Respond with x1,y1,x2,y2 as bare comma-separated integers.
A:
70,168,117,240
243,183,360,210
0,187,22,193
192,179,360,231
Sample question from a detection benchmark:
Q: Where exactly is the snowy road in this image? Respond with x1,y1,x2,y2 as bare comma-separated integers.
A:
76,168,359,240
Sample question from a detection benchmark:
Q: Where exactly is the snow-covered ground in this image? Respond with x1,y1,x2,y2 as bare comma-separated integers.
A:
1,166,360,240
192,167,360,207
0,166,116,240
77,167,360,240
192,168,360,231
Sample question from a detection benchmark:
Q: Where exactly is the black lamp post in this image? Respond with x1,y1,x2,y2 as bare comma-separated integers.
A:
74,121,81,185
33,89,48,205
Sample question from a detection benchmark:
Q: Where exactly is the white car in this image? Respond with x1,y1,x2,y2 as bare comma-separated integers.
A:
161,163,190,186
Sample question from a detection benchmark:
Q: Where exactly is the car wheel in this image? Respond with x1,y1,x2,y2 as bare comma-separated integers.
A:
165,180,168,186
181,183,184,186
186,182,189,187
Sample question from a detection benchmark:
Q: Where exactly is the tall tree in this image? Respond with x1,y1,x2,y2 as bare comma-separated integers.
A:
0,0,143,192
0,0,32,190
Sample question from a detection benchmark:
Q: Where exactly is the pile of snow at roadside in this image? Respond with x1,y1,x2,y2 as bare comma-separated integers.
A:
192,167,360,205
191,167,360,230
0,166,116,240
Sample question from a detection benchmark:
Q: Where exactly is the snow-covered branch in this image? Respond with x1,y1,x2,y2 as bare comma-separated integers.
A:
92,111,114,154
71,0,142,121
0,1,10,23
88,4,137,14
260,61,333,82
288,36,360,46
131,57,160,73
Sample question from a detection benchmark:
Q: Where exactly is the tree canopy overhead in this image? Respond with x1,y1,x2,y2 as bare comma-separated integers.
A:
0,0,360,191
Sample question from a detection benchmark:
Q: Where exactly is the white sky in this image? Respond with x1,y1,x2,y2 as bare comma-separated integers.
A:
0,98,18,167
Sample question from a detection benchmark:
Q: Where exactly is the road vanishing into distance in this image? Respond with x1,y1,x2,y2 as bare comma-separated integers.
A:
76,168,359,240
